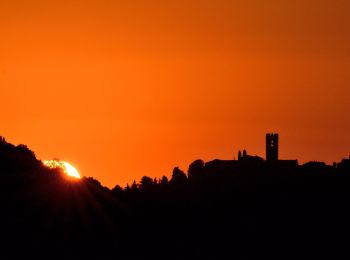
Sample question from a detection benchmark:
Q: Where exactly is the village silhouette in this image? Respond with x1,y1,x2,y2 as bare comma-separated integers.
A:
114,133,350,193
0,134,349,260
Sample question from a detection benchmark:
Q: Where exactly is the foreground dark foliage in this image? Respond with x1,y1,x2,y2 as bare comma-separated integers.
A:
0,138,350,259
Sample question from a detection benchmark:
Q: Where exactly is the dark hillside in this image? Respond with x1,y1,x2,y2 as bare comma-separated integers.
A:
0,138,129,259
1,137,350,259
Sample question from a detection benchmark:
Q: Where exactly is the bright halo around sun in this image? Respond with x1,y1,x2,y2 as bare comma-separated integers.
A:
43,160,81,179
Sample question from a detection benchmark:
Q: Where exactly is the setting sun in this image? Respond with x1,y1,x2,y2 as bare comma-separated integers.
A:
43,160,81,179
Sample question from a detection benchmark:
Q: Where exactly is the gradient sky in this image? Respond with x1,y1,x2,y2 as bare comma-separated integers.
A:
1,0,349,187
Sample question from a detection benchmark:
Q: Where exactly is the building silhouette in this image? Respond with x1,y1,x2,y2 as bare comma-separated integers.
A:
266,133,279,161
337,157,350,171
205,133,298,173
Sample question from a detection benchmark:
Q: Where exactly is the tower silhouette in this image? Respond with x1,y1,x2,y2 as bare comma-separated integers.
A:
266,133,279,161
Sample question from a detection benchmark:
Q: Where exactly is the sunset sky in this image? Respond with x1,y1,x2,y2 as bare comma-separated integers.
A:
1,0,349,187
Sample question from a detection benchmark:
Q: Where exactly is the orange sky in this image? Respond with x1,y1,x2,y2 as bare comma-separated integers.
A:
1,0,349,187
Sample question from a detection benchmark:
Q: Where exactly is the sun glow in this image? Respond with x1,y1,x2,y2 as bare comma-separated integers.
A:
43,160,81,179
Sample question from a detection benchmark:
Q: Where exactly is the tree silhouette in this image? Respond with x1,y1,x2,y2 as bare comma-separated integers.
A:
131,180,138,191
188,159,205,182
170,167,187,186
0,136,350,260
140,176,154,190
160,176,169,186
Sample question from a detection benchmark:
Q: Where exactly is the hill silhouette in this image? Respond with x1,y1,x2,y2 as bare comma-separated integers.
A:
0,137,131,259
1,136,350,259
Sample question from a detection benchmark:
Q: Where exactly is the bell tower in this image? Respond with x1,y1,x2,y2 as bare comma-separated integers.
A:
266,133,279,161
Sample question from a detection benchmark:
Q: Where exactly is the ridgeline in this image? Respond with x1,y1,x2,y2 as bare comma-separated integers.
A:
0,136,350,260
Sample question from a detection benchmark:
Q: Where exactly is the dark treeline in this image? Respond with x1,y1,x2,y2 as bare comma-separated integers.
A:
1,137,350,259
